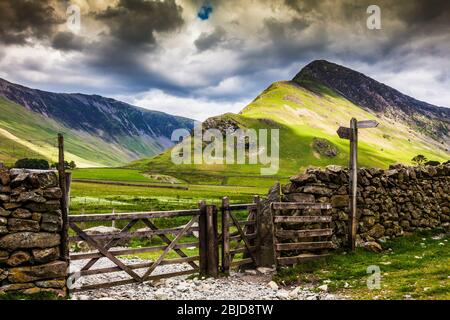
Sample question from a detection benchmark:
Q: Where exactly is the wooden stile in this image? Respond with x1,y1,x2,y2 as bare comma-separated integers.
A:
274,216,332,223
277,253,330,266
271,202,332,210
271,201,334,267
275,241,333,251
275,228,333,239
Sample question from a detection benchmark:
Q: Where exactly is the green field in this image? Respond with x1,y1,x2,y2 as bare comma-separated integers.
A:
69,179,268,215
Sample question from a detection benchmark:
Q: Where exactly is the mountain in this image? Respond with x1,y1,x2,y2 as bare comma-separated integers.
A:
131,60,449,185
294,60,450,141
0,78,195,167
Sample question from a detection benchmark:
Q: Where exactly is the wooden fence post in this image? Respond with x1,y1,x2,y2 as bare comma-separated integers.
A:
65,172,72,209
221,197,230,274
58,133,69,263
253,195,261,266
206,205,219,277
198,201,207,276
349,118,358,250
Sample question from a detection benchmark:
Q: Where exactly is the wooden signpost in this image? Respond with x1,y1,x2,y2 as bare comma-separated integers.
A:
337,118,378,250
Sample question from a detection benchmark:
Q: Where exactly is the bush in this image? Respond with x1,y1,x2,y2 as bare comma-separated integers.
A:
14,158,49,170
50,161,76,170
411,154,427,165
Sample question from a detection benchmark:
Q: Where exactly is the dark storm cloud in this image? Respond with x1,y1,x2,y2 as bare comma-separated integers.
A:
1,0,450,112
95,0,184,47
194,26,226,51
83,39,173,94
251,0,450,74
51,32,85,51
0,0,63,44
73,0,186,93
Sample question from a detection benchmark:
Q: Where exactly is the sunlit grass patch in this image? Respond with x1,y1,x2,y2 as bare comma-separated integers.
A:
273,230,449,300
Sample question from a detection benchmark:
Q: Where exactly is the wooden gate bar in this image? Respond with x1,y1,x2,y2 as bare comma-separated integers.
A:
275,228,333,238
80,219,139,271
274,216,332,223
271,202,332,210
69,222,142,282
141,217,198,280
68,225,200,242
141,218,198,269
68,209,200,222
70,269,198,293
70,242,199,260
276,241,333,251
277,253,330,266
73,256,200,277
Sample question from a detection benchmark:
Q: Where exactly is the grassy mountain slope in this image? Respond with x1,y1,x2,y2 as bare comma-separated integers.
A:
0,78,195,167
0,97,134,166
131,63,449,184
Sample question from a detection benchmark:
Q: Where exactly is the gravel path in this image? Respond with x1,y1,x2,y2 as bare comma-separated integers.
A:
70,257,340,300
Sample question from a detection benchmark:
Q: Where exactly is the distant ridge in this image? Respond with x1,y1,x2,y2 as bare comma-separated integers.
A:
0,78,195,166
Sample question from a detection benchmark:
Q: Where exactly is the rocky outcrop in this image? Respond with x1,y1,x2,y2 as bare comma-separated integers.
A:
0,169,67,297
274,164,450,248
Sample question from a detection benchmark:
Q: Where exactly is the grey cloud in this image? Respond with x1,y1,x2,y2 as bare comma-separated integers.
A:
1,0,450,111
73,0,186,94
51,32,86,51
95,0,184,47
194,26,226,51
0,0,63,45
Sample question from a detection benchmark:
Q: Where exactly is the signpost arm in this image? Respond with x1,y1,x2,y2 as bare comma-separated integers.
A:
348,118,358,250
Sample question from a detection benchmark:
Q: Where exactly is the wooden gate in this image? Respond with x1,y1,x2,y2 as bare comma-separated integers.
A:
220,196,260,273
68,208,203,292
271,202,334,266
66,198,259,292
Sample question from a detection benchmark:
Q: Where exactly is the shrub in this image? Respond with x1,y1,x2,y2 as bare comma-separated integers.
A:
411,154,427,165
14,158,49,170
50,161,76,170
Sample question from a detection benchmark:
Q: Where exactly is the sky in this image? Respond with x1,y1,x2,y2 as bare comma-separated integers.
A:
0,0,449,121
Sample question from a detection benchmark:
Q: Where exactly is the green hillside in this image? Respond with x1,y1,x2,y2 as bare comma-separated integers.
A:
0,97,141,167
130,80,449,183
0,77,194,168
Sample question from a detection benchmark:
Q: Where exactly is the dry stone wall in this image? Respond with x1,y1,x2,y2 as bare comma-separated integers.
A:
278,164,450,248
0,169,67,297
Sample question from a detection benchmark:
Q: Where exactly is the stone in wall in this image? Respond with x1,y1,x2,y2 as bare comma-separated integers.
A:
0,169,67,298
